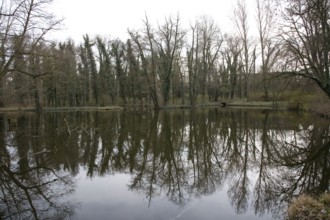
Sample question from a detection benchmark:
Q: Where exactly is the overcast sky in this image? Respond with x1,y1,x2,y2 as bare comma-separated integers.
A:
51,0,256,42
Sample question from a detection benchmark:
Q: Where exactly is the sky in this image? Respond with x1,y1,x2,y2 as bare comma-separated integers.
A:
51,0,255,43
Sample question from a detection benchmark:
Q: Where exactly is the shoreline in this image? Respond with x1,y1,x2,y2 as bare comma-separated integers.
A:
0,101,289,113
0,101,287,113
1,101,329,119
0,106,124,113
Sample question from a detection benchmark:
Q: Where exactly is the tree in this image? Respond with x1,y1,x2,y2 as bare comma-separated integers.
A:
64,41,79,106
0,0,61,109
256,0,282,101
125,39,142,104
187,23,200,106
128,16,160,108
282,0,330,98
96,37,115,105
46,41,79,107
78,45,90,105
155,14,185,106
111,40,127,104
233,0,254,99
222,35,243,99
83,35,99,105
197,16,222,102
25,43,48,112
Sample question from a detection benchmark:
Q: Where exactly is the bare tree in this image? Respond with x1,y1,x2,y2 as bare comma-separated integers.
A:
233,0,254,99
128,15,161,108
111,39,127,104
78,44,91,105
97,37,115,105
187,22,200,106
125,39,140,104
0,0,61,78
281,0,330,98
256,0,282,101
222,35,243,99
155,14,185,106
0,0,61,110
83,35,99,105
197,16,222,102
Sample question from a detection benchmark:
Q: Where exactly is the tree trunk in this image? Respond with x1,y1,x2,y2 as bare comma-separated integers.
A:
32,79,41,112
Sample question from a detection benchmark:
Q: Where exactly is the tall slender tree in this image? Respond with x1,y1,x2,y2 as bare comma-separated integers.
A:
233,0,254,99
111,40,127,104
83,34,99,105
97,37,115,105
187,23,200,106
125,39,141,104
256,0,281,101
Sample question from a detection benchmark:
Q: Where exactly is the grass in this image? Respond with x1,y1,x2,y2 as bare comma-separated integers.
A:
288,193,330,220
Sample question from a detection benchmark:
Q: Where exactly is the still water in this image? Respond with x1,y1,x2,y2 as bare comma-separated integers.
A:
0,109,329,220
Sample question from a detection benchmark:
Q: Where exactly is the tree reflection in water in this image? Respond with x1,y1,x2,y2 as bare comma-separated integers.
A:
0,115,76,220
0,109,329,219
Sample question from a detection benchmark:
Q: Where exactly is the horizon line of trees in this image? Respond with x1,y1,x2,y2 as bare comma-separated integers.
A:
0,0,329,110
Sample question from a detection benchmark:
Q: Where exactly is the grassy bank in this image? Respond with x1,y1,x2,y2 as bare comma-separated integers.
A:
288,193,330,220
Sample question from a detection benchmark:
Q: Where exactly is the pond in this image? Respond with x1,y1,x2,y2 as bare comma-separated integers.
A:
0,108,329,220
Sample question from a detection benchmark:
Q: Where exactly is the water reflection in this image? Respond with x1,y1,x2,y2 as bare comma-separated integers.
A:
0,115,76,219
0,109,329,219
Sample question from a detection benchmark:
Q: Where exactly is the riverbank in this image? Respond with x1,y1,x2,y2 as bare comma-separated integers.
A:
225,101,288,109
288,193,330,220
0,100,328,118
0,101,303,113
0,106,124,113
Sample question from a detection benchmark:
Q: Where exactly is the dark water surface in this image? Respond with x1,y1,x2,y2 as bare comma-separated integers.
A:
0,109,329,220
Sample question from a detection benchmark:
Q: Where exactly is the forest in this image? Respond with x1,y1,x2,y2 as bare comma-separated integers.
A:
0,0,329,112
